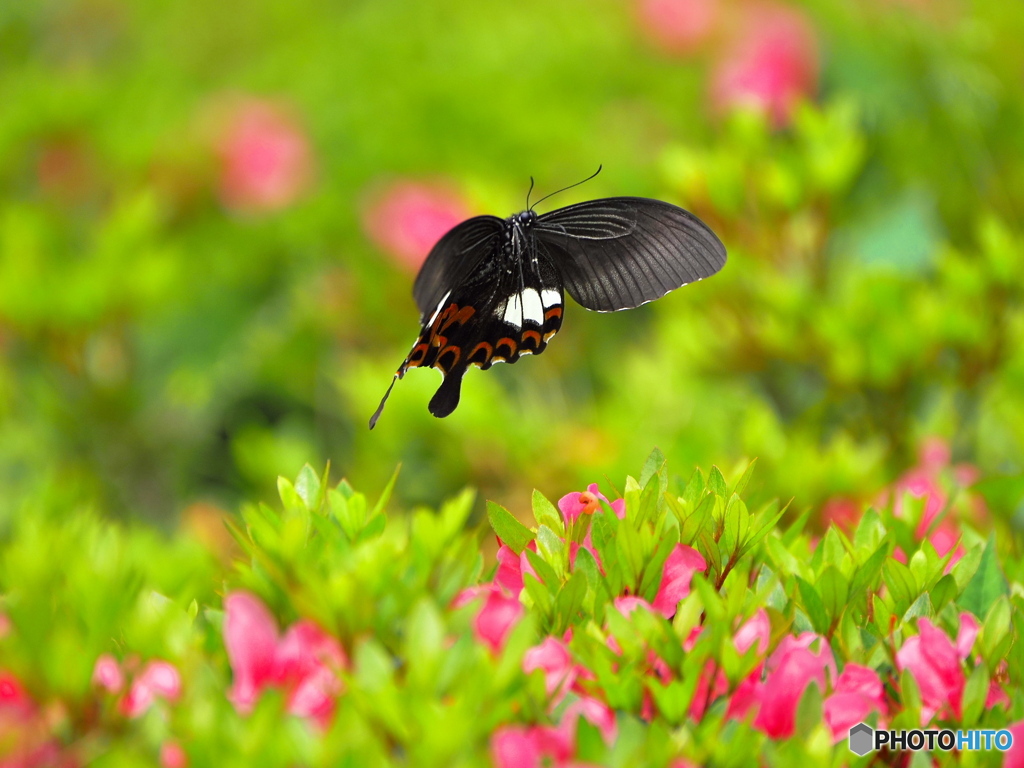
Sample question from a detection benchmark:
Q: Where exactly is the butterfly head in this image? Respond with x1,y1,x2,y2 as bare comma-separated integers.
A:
513,210,538,229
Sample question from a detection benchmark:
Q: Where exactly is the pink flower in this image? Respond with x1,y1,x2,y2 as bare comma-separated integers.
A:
652,544,706,617
160,740,188,768
734,609,771,655
728,633,835,738
363,181,472,271
225,591,279,711
559,696,617,745
121,660,182,718
475,588,526,652
710,2,819,127
92,654,124,693
496,543,526,595
1004,721,1024,768
896,617,964,722
216,98,312,213
223,591,346,726
274,620,346,727
0,670,33,717
558,484,625,524
613,595,655,618
823,664,887,740
491,726,544,768
524,638,577,699
820,498,860,532
636,0,720,55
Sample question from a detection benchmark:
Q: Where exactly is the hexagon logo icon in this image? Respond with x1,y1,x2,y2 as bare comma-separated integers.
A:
849,723,874,756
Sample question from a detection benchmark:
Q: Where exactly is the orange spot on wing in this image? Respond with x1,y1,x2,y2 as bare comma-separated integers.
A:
544,307,562,320
521,329,542,348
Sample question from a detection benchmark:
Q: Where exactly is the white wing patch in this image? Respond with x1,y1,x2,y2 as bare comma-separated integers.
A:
541,288,561,308
502,293,522,328
521,288,544,325
427,290,452,325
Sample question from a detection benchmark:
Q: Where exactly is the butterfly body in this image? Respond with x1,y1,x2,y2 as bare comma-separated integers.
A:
369,195,726,428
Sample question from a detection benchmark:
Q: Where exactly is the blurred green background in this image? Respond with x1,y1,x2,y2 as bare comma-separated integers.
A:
2,0,1023,529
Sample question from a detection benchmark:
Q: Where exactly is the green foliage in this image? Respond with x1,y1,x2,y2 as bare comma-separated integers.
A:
2,455,1020,765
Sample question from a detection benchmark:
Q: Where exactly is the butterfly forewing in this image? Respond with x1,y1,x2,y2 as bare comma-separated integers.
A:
412,215,504,320
535,197,726,311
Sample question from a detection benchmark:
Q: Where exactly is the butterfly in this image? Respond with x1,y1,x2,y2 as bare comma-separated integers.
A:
369,171,726,428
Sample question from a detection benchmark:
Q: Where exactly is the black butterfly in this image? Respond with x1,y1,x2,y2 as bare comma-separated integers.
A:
369,174,726,428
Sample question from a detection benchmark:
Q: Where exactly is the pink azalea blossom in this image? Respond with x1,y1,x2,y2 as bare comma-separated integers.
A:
160,740,188,768
613,595,655,617
896,617,965,722
558,484,625,525
120,660,182,718
728,632,836,738
216,98,313,213
224,591,279,710
823,664,887,740
820,497,860,532
223,591,346,727
92,654,124,693
710,2,819,127
524,637,577,699
475,588,526,652
635,0,720,55
652,544,706,617
559,696,617,745
363,181,472,271
455,585,525,652
496,543,526,595
1004,721,1024,768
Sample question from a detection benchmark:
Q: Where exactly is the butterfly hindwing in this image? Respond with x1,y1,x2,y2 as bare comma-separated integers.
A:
534,197,726,312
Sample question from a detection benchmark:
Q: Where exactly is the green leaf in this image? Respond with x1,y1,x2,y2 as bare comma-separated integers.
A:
794,680,824,738
675,492,714,545
883,559,917,617
370,465,400,518
731,458,757,497
961,664,990,726
818,566,849,626
708,466,728,498
957,535,1009,617
535,525,567,580
980,596,1012,664
639,447,667,490
294,464,323,510
797,577,829,635
929,574,958,613
532,489,565,535
487,501,534,553
682,468,706,508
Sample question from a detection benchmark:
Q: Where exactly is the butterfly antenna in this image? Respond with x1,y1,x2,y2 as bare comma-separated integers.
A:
525,176,535,210
529,165,603,211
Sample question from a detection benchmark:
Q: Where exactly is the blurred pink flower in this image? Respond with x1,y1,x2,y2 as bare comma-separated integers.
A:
652,544,706,617
223,591,346,727
475,588,526,652
710,2,819,126
160,740,188,768
496,543,526,595
216,98,313,213
490,697,615,768
1005,721,1024,768
0,670,33,716
728,632,836,738
120,660,182,718
364,181,472,271
92,654,124,694
690,610,771,720
636,0,720,55
524,637,577,699
823,664,887,740
613,595,655,617
558,484,625,524
820,497,860,532
455,585,525,653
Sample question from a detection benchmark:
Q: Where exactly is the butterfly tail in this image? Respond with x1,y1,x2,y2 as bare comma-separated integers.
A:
428,368,465,418
368,373,400,429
